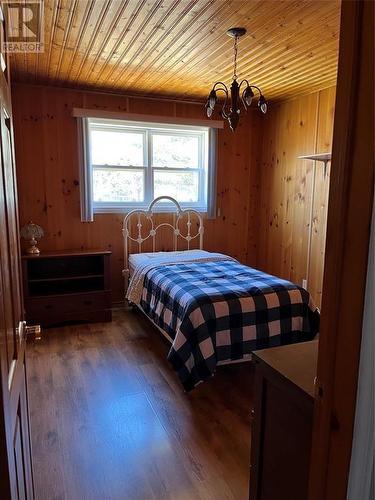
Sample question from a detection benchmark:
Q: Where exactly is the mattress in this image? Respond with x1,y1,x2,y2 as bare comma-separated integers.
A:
128,249,212,277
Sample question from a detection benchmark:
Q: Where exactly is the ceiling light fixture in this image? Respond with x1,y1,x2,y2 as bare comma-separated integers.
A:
205,27,267,131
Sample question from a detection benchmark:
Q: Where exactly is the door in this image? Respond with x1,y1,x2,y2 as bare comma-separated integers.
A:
0,8,34,499
309,1,374,498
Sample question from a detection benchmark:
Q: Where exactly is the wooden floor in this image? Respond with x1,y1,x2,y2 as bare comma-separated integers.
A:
27,308,254,500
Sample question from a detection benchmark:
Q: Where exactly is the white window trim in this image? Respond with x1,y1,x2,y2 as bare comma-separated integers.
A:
72,107,224,129
77,117,93,222
77,116,217,220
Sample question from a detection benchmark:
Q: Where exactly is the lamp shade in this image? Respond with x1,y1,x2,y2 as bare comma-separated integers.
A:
243,86,254,106
258,95,268,114
20,222,44,240
208,89,217,108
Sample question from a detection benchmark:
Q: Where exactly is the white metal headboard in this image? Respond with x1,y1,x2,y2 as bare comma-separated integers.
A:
122,196,204,289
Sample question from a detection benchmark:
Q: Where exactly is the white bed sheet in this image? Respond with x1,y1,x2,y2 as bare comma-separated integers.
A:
128,249,213,277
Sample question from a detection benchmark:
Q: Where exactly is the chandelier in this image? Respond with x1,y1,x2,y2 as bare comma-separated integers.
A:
205,27,267,131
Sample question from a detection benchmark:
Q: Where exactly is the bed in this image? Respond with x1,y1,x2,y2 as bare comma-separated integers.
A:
123,197,319,391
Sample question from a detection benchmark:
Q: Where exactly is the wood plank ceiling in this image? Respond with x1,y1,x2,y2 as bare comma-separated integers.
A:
11,0,341,102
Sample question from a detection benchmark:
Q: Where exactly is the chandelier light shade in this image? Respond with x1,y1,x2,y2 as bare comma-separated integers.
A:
205,27,267,131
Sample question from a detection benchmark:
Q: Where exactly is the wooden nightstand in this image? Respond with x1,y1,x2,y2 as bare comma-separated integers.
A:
22,249,112,327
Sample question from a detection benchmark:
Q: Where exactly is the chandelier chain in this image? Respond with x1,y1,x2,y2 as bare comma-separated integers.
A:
233,36,238,80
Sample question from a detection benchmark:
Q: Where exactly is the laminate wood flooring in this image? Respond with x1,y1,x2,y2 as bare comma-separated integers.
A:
27,308,254,500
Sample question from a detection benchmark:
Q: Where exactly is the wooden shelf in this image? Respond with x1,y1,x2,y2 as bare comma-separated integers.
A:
22,250,112,327
298,153,331,162
22,249,112,259
28,274,104,283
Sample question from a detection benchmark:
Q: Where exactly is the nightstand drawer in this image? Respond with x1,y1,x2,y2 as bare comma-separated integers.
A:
26,291,111,316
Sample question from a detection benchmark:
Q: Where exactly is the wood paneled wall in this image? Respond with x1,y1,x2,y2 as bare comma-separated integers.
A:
12,83,263,302
257,86,336,308
12,82,335,307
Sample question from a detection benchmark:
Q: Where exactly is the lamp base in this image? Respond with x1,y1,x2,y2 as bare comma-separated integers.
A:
27,245,40,255
27,238,40,254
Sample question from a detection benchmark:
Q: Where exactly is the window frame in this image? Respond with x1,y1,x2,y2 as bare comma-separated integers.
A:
88,118,210,213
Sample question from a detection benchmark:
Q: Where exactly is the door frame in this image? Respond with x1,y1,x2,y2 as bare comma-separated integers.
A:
308,0,374,498
0,3,35,497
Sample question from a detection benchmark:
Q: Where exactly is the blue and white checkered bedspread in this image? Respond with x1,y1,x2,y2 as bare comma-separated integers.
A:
140,259,319,390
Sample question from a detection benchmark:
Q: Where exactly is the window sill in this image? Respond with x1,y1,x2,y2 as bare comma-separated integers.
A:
93,204,208,214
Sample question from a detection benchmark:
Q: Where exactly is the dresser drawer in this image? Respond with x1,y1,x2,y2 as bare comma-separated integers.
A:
26,291,111,316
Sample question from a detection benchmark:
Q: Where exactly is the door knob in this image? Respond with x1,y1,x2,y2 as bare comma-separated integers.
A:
25,324,42,341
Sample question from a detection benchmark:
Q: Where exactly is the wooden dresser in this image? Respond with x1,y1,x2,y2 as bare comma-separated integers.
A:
249,341,318,500
22,249,112,327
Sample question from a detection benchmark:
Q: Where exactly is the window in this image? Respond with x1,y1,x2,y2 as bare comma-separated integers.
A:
86,118,212,214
